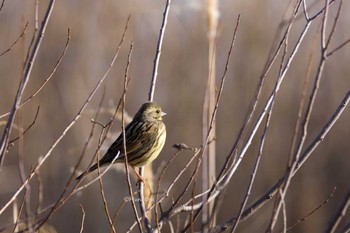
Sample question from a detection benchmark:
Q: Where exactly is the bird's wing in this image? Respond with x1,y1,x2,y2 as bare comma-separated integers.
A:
106,121,149,157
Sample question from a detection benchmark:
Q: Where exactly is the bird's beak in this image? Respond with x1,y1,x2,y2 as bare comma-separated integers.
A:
161,111,167,117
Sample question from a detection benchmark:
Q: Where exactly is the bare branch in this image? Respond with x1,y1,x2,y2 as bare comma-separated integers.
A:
326,187,350,232
0,21,29,57
121,42,143,232
285,187,336,232
20,28,71,107
0,0,56,168
0,13,129,215
97,155,116,233
207,90,350,233
231,95,275,233
149,0,172,101
8,106,40,146
327,38,350,57
325,0,342,49
111,200,127,233
79,205,85,233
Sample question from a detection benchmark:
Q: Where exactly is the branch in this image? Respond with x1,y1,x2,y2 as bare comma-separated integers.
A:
148,0,172,101
0,0,56,168
207,90,350,233
0,21,29,57
284,187,336,232
8,106,40,146
25,17,131,231
0,13,127,214
79,205,85,233
326,187,350,232
121,42,143,232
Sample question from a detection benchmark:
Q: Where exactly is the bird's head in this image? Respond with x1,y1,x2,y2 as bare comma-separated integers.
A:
136,102,166,122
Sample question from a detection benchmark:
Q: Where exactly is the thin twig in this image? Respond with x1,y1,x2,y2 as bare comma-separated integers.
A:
121,42,143,232
326,187,350,233
93,106,117,232
21,29,71,107
294,95,349,172
155,150,181,231
142,0,172,231
288,22,320,165
149,0,172,101
11,191,27,233
231,96,275,233
0,21,29,57
8,106,40,145
283,187,336,233
326,38,350,57
325,0,342,49
302,0,309,21
23,0,39,72
79,205,85,233
111,200,127,233
16,110,33,233
34,166,44,216
0,28,70,121
97,153,116,233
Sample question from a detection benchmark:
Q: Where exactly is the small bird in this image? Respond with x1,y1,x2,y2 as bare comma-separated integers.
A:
76,102,166,181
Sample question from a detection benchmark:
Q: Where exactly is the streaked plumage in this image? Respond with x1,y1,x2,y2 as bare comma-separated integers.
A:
76,102,166,181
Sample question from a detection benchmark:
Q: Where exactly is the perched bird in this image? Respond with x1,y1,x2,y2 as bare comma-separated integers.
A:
76,102,166,181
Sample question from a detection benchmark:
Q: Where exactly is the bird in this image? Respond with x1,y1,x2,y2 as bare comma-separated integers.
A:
76,102,166,182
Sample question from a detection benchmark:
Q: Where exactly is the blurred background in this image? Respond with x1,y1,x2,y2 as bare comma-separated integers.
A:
0,0,349,232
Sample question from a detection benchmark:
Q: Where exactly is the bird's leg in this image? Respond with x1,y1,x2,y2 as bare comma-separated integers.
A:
132,166,146,184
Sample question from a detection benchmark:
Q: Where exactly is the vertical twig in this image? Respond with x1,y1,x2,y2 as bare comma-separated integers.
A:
17,110,34,233
148,0,172,101
121,42,143,232
34,168,43,218
203,0,219,228
288,22,320,165
111,200,127,233
79,205,85,233
142,0,172,231
94,86,117,233
97,153,116,233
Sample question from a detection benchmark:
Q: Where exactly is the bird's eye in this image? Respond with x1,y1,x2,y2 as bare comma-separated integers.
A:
156,110,160,114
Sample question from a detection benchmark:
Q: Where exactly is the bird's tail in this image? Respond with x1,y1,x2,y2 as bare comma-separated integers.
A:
76,171,87,181
76,163,99,181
